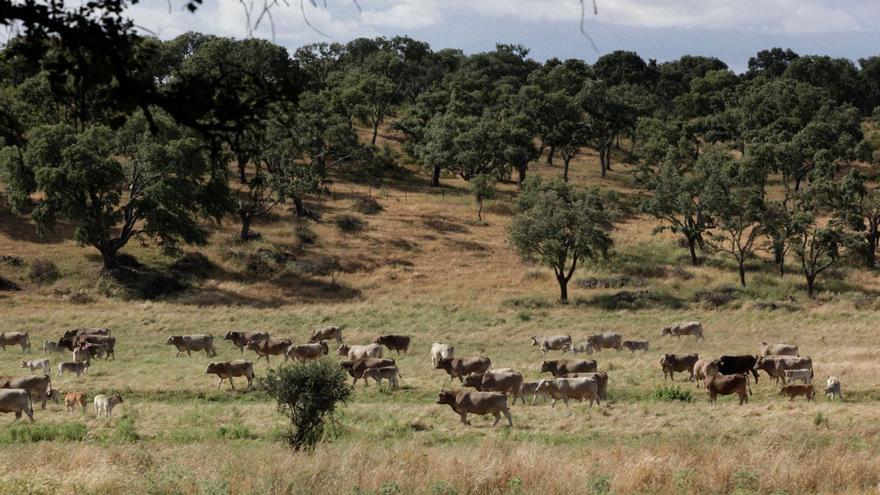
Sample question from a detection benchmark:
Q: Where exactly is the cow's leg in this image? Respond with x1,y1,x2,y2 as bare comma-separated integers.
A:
502,408,513,427
229,378,236,390
216,378,223,390
458,413,468,425
491,412,501,426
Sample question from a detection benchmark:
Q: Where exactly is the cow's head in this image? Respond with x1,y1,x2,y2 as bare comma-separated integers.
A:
372,336,383,345
660,327,672,336
165,336,182,346
462,374,482,388
437,390,456,405
19,361,27,368
337,344,350,356
754,357,768,371
206,363,219,374
223,332,238,341
539,360,556,373
436,358,455,371
110,393,124,404
659,354,673,367
319,341,329,355
530,336,538,346
535,380,552,393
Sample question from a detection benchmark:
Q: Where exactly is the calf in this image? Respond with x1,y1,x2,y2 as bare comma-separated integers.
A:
530,335,571,354
65,391,87,413
436,390,512,427
463,372,525,404
779,384,815,401
286,342,329,363
246,338,291,363
93,393,124,418
0,375,54,409
309,326,344,344
0,389,34,422
825,377,843,400
0,332,31,352
361,366,401,388
20,359,50,376
205,361,254,390
42,341,65,356
585,333,623,353
714,355,760,383
338,343,383,362
431,343,455,368
223,331,269,353
58,361,89,379
341,358,396,386
521,381,547,405
436,357,492,382
661,322,704,340
373,335,411,354
704,373,751,405
784,369,812,384
165,335,217,357
622,340,649,353
540,359,597,377
759,342,798,357
536,377,600,407
659,354,699,381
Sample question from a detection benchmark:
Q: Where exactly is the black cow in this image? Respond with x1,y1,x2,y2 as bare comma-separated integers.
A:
713,355,759,383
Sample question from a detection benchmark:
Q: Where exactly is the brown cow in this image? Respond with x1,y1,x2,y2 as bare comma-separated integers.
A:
72,335,115,359
165,335,216,357
780,384,815,401
759,342,799,357
659,354,699,381
0,389,34,422
361,366,401,388
223,331,269,353
246,338,291,363
373,335,411,354
436,357,492,382
309,326,344,344
561,371,608,400
754,356,813,383
58,328,110,350
205,361,254,390
286,342,329,363
0,375,53,409
622,340,649,353
0,332,31,352
65,391,87,413
530,335,572,354
463,372,525,404
661,322,704,340
540,359,597,377
536,377,600,407
437,390,512,427
704,373,751,404
341,358,396,386
584,333,623,353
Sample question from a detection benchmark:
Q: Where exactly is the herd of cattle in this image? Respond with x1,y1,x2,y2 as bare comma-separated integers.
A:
0,321,847,427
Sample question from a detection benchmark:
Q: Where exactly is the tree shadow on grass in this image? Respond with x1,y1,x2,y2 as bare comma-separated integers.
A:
0,206,76,244
422,216,470,234
575,290,685,311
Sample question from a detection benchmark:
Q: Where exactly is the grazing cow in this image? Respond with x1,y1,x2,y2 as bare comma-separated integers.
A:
361,366,401,388
20,359,50,375
585,333,623,353
223,331,269,353
436,357,492,382
0,389,34,422
165,335,217,357
622,340,649,353
754,356,813,383
81,342,112,360
436,390,512,427
530,335,572,354
784,369,812,384
93,393,124,418
72,345,91,365
660,322,704,340
540,359,597,377
536,377,600,407
659,354,699,381
72,335,116,359
58,361,89,379
341,358,396,386
521,381,547,405
463,372,525,404
0,332,31,352
431,343,455,368
42,341,65,356
704,373,751,404
246,338,292,363
570,342,591,354
65,391,87,413
488,368,515,374
693,358,718,386
58,328,111,350
286,342,329,363
714,355,760,383
373,335,411,354
205,361,254,390
825,377,843,400
0,375,53,409
309,326,344,344
779,384,815,401
337,343,383,362
759,342,799,357
560,371,608,400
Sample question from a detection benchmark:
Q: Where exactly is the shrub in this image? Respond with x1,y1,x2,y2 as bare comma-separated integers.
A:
133,272,186,300
170,252,215,278
584,290,683,310
334,214,367,233
295,224,317,245
28,259,59,285
68,290,95,304
0,422,88,443
586,475,612,495
577,275,640,289
693,287,738,307
0,255,25,267
647,386,693,403
112,414,140,442
258,359,351,451
290,257,343,285
354,197,383,215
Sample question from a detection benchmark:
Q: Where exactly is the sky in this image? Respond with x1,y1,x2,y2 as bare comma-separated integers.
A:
127,0,880,73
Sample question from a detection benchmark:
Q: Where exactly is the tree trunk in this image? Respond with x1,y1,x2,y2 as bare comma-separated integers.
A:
563,158,571,182
237,154,247,183
806,273,816,298
865,229,878,269
794,176,802,192
605,143,613,171
239,211,252,241
687,237,699,266
516,162,527,187
556,273,569,304
99,246,119,272
599,148,607,178
773,241,785,276
430,164,441,187
738,260,746,287
371,120,380,145
293,197,305,218
477,200,483,221
546,146,555,165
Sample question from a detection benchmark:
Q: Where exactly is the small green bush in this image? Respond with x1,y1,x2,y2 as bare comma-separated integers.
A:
295,224,317,245
112,415,140,442
28,259,59,285
586,474,612,495
335,214,367,233
0,422,88,443
647,386,693,403
354,197,383,215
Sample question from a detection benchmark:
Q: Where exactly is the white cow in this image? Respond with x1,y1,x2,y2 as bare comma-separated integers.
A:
431,342,455,368
94,393,124,418
20,359,50,375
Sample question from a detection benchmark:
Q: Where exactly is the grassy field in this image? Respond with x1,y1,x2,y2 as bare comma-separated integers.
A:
2,150,880,494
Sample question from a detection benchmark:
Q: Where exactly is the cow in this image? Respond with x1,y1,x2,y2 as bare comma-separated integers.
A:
521,381,547,405
560,371,608,400
0,332,31,352
165,335,217,357
779,384,815,401
42,341,65,356
704,373,751,404
436,390,512,427
20,359,50,376
223,331,269,353
570,342,591,354
286,342,329,363
205,361,254,390
536,377,600,408
94,393,124,418
58,328,110,350
361,366,401,388
246,338,292,363
65,391,87,413
693,358,718,386
431,343,455,368
72,335,115,359
341,358,396,386
659,354,699,381
661,322,704,340
309,326,344,344
488,368,515,374
784,369,812,384
58,361,89,379
0,375,53,409
436,357,492,382
714,355,760,383
530,335,572,354
0,389,34,422
540,359,597,377
759,342,799,357
754,356,813,384
373,335,411,354
585,333,623,353
463,372,525,404
622,340,649,353
72,345,91,365
825,377,843,400
337,343,383,361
